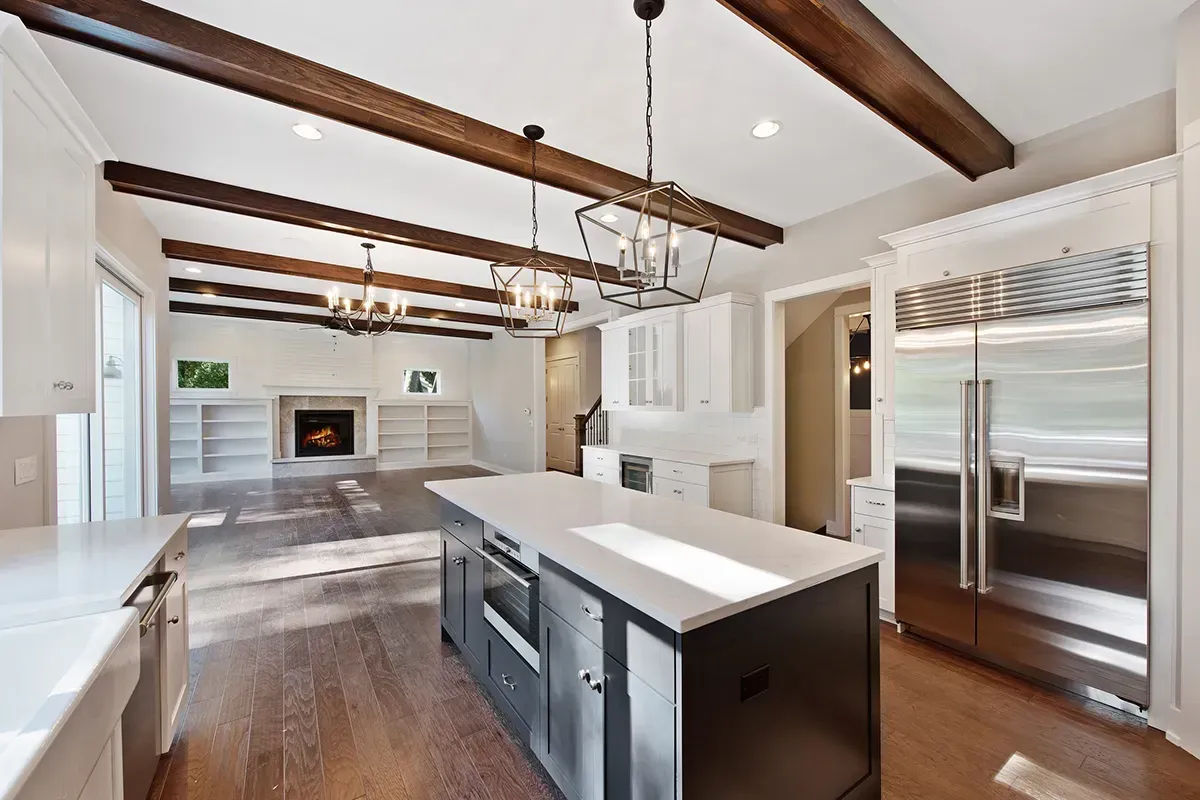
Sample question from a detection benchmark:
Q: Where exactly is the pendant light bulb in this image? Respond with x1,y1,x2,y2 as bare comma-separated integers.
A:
863,360,871,370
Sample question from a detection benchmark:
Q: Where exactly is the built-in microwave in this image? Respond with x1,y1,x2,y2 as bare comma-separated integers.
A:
478,525,540,671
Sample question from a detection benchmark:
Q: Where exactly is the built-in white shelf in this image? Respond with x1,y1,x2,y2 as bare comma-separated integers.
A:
170,398,272,484
373,400,472,469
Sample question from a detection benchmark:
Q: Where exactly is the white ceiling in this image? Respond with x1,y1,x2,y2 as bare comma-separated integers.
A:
31,0,1191,329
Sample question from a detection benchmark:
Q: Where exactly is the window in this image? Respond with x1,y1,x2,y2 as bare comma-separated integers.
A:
57,268,145,522
403,369,441,395
177,359,230,390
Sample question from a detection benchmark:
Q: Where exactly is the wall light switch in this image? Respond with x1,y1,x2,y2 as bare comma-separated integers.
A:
15,455,38,486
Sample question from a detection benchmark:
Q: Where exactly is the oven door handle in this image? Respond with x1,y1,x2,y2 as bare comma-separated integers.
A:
133,571,179,637
473,547,534,589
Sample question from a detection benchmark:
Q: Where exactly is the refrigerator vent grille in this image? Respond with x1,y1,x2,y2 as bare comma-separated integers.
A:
895,245,1148,330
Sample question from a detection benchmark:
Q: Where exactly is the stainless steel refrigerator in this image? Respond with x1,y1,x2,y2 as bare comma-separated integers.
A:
893,245,1150,710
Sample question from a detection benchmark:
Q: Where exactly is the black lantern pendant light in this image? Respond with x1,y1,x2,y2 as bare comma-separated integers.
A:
491,125,574,338
575,0,721,311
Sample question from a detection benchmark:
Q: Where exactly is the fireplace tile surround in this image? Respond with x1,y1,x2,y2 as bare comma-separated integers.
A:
278,395,368,459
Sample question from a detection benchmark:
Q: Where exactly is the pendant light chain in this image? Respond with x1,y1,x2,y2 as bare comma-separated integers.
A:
530,138,539,252
645,18,654,185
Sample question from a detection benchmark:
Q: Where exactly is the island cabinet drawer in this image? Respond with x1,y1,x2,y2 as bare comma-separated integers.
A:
852,487,894,519
652,458,708,487
582,448,619,469
440,499,483,548
487,627,538,731
541,558,677,703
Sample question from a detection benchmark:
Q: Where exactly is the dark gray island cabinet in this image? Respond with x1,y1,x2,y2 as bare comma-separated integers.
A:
430,472,883,800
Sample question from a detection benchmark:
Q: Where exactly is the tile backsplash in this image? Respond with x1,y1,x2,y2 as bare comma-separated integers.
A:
609,408,771,520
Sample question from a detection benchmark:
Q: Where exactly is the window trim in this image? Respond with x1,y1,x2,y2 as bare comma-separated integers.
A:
401,368,442,396
174,357,232,393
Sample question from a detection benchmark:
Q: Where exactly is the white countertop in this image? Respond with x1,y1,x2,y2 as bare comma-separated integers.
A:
0,514,191,630
0,608,139,800
426,472,881,633
847,475,895,491
581,444,754,467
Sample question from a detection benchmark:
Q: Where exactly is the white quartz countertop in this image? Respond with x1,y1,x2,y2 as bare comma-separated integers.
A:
847,475,895,491
0,514,191,630
581,444,754,467
426,472,881,633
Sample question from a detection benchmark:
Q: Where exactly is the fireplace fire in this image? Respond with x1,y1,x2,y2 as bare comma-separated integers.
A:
295,410,354,457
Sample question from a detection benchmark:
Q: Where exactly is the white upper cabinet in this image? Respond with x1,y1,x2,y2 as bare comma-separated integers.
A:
683,294,754,413
0,16,110,417
600,294,754,414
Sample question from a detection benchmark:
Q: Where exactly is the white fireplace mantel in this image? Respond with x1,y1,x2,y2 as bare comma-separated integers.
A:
263,385,380,398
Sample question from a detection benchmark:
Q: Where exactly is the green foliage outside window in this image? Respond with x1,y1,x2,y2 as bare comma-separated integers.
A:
177,360,229,389
403,369,440,394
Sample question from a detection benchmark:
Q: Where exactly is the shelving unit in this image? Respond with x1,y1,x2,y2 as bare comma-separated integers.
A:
170,398,271,483
374,400,472,468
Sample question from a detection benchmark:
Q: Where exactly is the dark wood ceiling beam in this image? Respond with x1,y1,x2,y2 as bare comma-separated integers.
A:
162,240,580,313
3,0,782,248
714,0,1014,180
170,301,492,340
110,161,621,286
169,277,523,328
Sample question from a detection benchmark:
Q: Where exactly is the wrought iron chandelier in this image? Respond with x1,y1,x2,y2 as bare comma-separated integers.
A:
491,125,573,338
325,243,408,337
576,0,720,311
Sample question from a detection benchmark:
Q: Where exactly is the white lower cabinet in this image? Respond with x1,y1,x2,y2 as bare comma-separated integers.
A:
652,475,707,507
850,483,895,616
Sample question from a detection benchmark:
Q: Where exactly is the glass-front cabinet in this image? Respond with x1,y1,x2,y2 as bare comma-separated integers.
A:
624,315,677,409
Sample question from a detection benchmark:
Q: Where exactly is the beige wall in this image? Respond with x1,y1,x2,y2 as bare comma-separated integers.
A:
784,287,868,531
546,326,602,414
0,177,165,531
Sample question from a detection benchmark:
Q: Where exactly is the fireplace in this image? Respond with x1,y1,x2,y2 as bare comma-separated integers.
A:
295,410,354,457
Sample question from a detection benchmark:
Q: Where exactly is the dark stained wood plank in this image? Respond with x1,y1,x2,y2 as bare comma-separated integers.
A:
282,666,326,800
384,715,452,800
156,697,222,800
169,301,494,341
105,161,623,284
163,240,579,312
462,726,556,800
207,716,252,800
342,576,416,722
170,277,524,328
410,702,491,800
304,578,365,800
218,584,263,723
714,0,1014,179
245,589,286,800
324,579,415,800
2,0,781,248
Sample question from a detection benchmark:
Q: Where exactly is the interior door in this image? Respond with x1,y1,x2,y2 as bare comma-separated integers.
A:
546,358,581,472
894,323,977,647
975,304,1149,704
546,362,564,470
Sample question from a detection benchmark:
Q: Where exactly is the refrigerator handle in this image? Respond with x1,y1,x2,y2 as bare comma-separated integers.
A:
977,379,993,595
959,380,975,590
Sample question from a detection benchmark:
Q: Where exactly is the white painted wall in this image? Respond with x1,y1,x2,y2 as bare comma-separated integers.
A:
468,336,545,474
168,315,471,401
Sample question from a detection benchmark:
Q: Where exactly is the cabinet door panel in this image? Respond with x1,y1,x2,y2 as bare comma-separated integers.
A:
441,530,466,640
605,654,676,800
463,542,486,662
539,606,605,800
683,308,709,411
708,305,733,412
860,517,895,614
160,579,188,751
44,136,94,414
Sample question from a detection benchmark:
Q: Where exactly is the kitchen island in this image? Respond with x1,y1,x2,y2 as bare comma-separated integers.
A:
426,471,883,800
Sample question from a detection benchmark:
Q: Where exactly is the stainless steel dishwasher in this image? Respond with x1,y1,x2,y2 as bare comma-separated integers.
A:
122,569,178,800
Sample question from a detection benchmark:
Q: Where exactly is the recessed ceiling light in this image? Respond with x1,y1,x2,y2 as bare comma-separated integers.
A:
600,213,619,223
292,123,323,141
750,119,781,139
201,292,216,298
455,302,466,308
184,266,201,274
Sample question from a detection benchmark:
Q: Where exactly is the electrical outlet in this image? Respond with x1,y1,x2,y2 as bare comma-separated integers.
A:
14,455,38,486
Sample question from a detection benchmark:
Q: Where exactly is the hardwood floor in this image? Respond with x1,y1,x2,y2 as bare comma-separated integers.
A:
160,468,1200,800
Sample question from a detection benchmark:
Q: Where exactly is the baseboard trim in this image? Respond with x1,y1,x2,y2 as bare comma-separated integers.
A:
471,459,522,475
